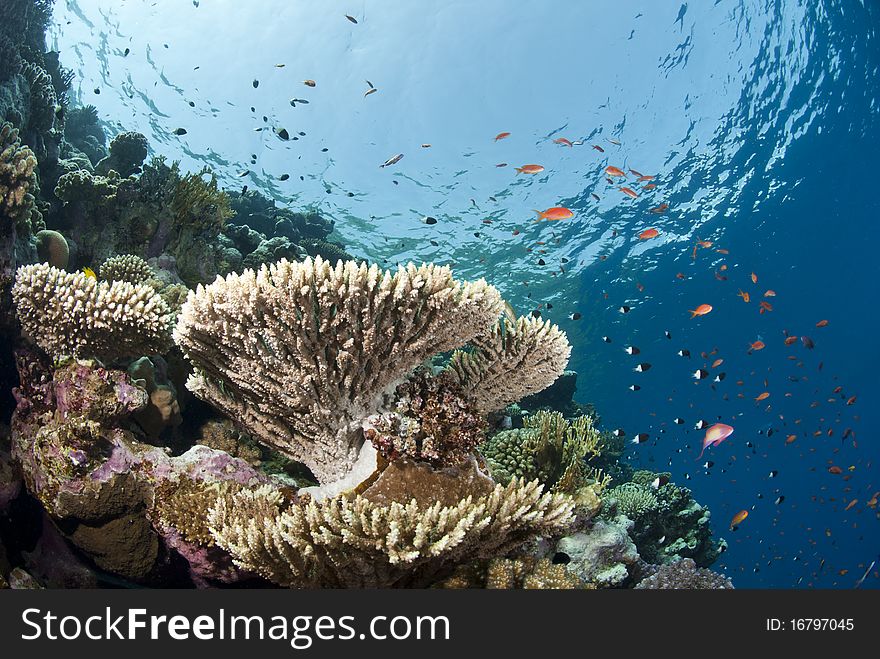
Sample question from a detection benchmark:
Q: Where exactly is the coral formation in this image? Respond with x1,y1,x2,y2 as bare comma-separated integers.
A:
440,556,589,589
174,256,506,486
554,518,641,587
634,558,734,589
480,410,608,503
207,477,573,588
100,253,154,284
444,315,571,413
0,122,40,233
12,263,173,362
34,228,68,268
364,374,486,468
95,131,148,177
603,471,726,567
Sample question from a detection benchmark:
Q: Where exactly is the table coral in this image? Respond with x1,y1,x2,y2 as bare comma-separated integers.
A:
174,256,507,487
12,263,173,362
207,477,573,588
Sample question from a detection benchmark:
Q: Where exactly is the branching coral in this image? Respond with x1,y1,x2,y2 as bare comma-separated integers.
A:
54,168,119,205
634,558,733,589
0,122,40,232
174,256,504,486
12,263,173,362
100,254,154,284
171,167,231,234
605,482,660,522
480,411,606,496
207,478,574,588
444,315,571,413
20,61,58,134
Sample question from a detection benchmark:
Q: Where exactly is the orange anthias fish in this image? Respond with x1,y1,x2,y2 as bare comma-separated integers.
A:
760,301,773,312
764,290,776,297
755,392,770,402
689,304,713,318
637,175,654,182
749,341,765,351
494,132,511,141
816,319,829,327
620,187,638,198
697,240,713,248
697,422,734,460
784,336,799,345
711,358,724,368
751,272,758,283
828,466,843,475
605,166,627,178
534,207,574,222
650,203,669,213
639,228,659,240
730,510,749,530
642,183,657,190
516,164,544,175
738,289,750,303
554,137,573,147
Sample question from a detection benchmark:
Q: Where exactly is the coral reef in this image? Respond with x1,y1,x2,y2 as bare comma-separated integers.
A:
603,471,727,567
34,228,68,268
207,477,573,588
439,556,589,589
95,131,148,177
444,315,571,414
174,256,507,487
9,349,273,585
12,263,173,362
100,253,154,284
0,122,40,234
364,373,486,468
634,558,734,589
554,518,640,588
480,410,609,514
63,105,106,165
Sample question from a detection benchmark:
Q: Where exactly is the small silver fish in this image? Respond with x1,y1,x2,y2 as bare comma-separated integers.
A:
380,153,404,168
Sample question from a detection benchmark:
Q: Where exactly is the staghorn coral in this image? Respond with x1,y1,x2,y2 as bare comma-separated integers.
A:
174,256,504,486
195,418,263,466
0,122,40,232
444,315,571,413
12,263,173,362
34,229,68,269
95,131,148,177
634,558,733,589
207,477,574,588
100,253,154,284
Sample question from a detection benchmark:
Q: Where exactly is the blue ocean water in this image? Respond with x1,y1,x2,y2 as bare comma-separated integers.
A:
50,0,879,588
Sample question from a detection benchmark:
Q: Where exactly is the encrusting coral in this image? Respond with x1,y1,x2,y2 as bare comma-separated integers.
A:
99,253,154,284
174,256,507,487
439,556,590,589
12,263,173,362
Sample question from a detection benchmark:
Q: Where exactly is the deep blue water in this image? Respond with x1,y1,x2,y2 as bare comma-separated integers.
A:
50,0,880,587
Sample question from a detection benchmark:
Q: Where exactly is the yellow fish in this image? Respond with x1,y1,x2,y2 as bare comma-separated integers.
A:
82,267,96,279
